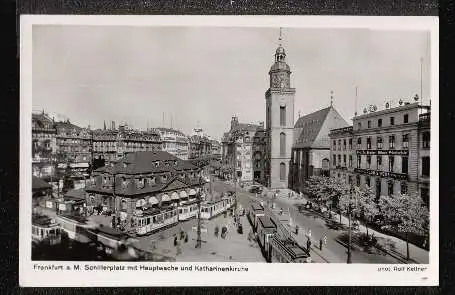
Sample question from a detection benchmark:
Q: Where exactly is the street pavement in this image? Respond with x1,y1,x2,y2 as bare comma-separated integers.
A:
212,179,402,264
259,187,430,264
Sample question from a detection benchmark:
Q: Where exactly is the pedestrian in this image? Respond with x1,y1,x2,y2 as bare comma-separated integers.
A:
319,238,323,250
295,225,299,235
288,192,291,199
307,238,311,252
173,235,178,246
279,208,283,216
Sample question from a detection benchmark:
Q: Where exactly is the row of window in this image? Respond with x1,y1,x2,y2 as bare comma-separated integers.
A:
357,114,409,130
337,174,408,196
333,132,430,150
332,154,430,177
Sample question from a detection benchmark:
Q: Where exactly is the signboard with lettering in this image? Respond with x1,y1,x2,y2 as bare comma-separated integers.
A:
356,149,409,156
354,168,408,180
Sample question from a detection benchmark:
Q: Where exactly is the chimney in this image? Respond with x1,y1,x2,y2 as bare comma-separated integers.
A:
259,121,264,129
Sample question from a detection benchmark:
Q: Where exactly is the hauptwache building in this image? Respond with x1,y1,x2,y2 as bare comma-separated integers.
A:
329,99,431,205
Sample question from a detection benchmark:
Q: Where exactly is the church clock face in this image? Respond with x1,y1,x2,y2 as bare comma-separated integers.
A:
271,75,280,88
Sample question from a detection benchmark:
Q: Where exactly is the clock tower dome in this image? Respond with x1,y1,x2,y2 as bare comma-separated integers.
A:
265,29,296,189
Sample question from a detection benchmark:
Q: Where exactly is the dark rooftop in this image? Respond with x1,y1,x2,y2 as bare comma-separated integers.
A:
32,176,52,191
258,215,276,229
95,151,198,175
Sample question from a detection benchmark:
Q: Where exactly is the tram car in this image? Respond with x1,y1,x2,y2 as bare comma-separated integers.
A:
178,200,199,221
247,202,265,232
270,236,311,263
86,226,130,255
200,196,234,220
32,215,62,245
134,206,179,236
255,215,278,262
55,214,95,243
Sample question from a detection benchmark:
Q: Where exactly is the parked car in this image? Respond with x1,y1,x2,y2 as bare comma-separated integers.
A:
249,185,263,194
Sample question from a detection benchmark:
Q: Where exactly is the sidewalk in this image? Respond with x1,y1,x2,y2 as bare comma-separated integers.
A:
261,187,429,264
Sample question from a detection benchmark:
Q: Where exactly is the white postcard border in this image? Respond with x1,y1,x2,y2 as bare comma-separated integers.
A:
19,15,439,287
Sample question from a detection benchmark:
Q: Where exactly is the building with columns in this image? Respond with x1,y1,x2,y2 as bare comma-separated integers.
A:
264,40,295,189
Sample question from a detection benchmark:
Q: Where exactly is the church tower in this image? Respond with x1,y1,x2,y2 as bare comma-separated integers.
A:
265,29,295,189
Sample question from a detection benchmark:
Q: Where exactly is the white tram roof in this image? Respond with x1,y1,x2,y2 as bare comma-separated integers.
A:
32,215,59,228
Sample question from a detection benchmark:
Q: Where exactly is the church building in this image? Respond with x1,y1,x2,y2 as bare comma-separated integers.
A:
264,37,295,189
264,31,349,190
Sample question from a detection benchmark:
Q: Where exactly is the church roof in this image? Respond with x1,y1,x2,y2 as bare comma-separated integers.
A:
293,106,333,148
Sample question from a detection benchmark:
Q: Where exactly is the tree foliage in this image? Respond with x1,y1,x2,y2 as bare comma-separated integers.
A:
379,193,429,236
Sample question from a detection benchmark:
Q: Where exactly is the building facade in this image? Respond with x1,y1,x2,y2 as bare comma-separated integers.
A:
265,43,295,189
93,125,162,164
289,106,349,192
221,117,263,184
329,101,431,202
32,112,57,179
85,151,203,222
154,128,189,160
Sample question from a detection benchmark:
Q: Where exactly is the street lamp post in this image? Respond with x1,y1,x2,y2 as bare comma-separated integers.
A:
347,201,352,264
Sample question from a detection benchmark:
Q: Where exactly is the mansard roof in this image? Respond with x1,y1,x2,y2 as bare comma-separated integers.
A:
95,151,198,175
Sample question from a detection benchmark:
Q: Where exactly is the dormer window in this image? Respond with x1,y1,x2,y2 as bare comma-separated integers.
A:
174,160,178,166
150,177,156,186
161,175,167,183
155,161,160,167
123,163,127,168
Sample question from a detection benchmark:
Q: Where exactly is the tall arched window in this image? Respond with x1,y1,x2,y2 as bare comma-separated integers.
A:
280,132,286,156
280,106,286,126
280,162,286,180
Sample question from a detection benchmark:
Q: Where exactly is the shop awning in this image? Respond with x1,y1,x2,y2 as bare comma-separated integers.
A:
161,194,171,202
148,197,159,205
189,189,197,196
180,191,188,199
136,199,146,207
171,192,179,200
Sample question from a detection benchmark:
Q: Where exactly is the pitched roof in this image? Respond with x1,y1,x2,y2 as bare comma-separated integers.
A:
32,176,52,191
95,151,198,174
293,107,331,148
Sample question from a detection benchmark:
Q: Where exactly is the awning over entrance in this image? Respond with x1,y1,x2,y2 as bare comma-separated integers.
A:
161,194,171,202
148,196,158,205
171,192,179,200
189,189,197,196
136,199,146,207
180,191,188,199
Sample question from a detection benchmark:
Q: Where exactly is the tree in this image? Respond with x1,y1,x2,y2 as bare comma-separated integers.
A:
62,164,75,194
356,185,380,237
379,193,429,260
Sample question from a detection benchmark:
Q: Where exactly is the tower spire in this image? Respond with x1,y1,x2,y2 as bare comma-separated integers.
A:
279,27,283,45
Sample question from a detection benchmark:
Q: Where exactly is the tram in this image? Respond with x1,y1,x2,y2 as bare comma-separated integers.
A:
86,226,130,255
32,215,61,245
200,195,235,220
134,206,179,236
178,200,199,221
55,214,95,243
247,202,265,232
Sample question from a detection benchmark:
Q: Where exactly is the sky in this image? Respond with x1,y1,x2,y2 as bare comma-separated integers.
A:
32,25,431,140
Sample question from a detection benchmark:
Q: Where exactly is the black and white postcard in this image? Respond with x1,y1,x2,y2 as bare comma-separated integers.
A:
20,15,439,286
